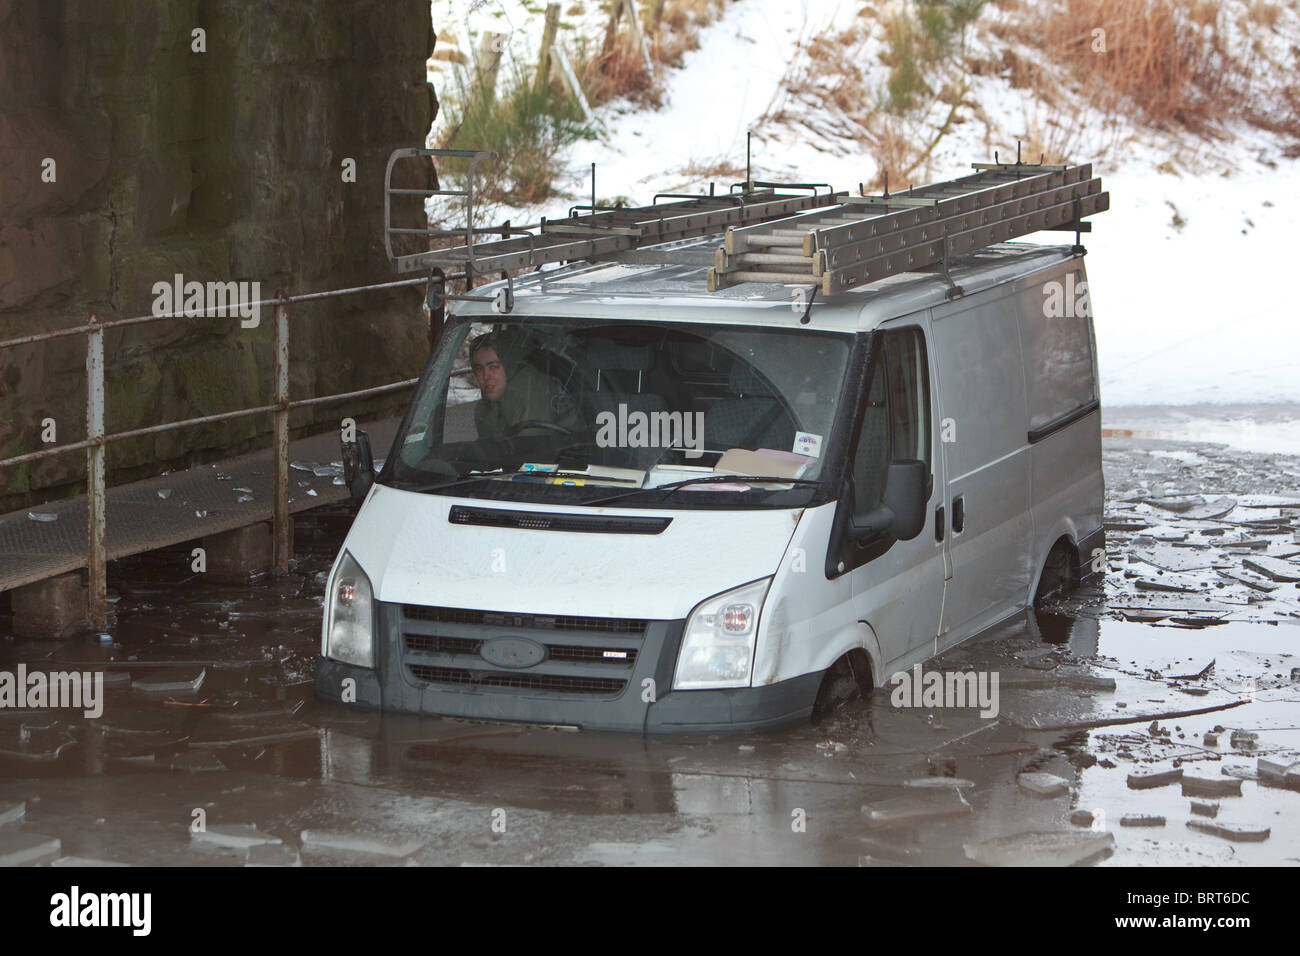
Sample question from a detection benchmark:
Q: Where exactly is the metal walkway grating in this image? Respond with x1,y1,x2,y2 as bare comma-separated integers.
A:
0,420,397,594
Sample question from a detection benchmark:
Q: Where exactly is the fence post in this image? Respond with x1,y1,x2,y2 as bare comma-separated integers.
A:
474,32,505,104
623,0,653,73
86,314,107,629
535,3,561,94
273,292,291,576
601,0,623,58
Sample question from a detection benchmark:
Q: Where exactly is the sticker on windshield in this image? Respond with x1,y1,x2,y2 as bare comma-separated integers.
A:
793,432,823,458
520,463,556,473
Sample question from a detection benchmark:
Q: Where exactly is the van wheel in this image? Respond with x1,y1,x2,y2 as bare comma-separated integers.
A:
1034,540,1078,606
812,649,872,720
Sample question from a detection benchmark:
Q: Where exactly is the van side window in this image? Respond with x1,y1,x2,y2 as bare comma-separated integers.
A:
852,328,931,509
885,327,931,467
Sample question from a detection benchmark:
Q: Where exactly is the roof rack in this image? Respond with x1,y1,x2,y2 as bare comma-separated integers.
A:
384,147,843,278
384,148,1106,298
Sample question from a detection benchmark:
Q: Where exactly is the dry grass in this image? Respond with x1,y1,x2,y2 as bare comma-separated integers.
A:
998,0,1254,139
574,0,729,108
674,157,747,180
1247,1,1281,29
579,30,662,108
762,4,980,190
761,0,1298,185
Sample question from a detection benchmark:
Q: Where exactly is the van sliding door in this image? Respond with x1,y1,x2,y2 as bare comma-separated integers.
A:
931,294,1033,650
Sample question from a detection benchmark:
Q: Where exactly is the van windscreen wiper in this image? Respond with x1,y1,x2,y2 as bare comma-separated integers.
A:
584,474,821,507
392,469,640,495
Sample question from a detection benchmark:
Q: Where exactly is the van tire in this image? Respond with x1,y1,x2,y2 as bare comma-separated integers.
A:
1034,538,1078,606
812,649,873,720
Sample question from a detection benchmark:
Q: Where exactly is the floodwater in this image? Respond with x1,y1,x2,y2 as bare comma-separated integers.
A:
1,436,1297,866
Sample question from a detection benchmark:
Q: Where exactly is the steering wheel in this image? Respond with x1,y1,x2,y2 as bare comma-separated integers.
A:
503,419,575,437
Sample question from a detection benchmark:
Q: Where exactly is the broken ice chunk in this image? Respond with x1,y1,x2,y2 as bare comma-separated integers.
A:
131,667,206,696
1120,814,1165,827
190,824,282,849
0,832,61,866
963,830,1114,867
1018,772,1071,797
1242,556,1300,582
861,792,971,826
299,829,423,858
1181,775,1243,798
1186,819,1269,842
1127,768,1183,790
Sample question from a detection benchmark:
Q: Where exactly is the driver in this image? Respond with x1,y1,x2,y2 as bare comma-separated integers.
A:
469,332,583,440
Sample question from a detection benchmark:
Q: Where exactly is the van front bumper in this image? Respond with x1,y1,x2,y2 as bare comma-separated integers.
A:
315,600,820,734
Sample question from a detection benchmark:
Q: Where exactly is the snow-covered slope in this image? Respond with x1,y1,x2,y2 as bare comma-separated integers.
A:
429,0,1300,409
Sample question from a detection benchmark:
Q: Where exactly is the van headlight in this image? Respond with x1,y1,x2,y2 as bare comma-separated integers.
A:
673,578,771,690
324,551,375,668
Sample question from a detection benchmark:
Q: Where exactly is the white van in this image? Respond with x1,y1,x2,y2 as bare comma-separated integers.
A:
318,159,1105,733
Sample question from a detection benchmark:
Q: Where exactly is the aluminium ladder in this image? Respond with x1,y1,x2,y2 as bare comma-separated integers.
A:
384,148,1107,298
709,162,1107,294
384,147,843,277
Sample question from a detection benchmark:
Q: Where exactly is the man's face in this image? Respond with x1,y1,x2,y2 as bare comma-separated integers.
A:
472,346,507,401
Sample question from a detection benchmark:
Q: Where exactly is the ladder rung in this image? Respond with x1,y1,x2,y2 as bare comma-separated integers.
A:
713,249,814,273
708,268,816,292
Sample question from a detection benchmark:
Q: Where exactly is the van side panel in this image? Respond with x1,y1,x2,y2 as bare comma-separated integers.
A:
931,288,1033,647
1016,257,1104,596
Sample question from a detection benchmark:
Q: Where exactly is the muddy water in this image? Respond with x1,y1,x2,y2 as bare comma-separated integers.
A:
1,438,1297,866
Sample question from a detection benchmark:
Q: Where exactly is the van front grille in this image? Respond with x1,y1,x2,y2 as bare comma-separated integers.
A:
402,605,647,635
406,665,627,696
397,604,648,699
404,634,638,665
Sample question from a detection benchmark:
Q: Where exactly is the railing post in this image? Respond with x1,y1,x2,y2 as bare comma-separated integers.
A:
86,313,107,629
272,292,291,576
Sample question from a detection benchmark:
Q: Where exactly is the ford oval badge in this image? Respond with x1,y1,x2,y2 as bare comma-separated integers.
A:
480,636,547,669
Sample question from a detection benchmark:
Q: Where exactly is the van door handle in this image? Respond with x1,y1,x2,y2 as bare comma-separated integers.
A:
953,496,965,534
935,505,945,541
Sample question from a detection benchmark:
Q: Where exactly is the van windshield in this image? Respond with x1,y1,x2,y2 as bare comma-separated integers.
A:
384,316,854,509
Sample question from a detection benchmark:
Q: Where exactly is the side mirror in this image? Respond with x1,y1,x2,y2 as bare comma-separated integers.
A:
852,459,928,542
342,429,375,501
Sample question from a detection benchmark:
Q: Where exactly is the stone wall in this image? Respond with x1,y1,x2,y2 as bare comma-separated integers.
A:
0,0,435,510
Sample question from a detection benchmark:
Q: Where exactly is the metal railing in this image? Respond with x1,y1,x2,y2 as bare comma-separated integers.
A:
0,274,460,628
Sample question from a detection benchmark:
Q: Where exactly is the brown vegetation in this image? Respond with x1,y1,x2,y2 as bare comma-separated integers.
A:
576,0,729,108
